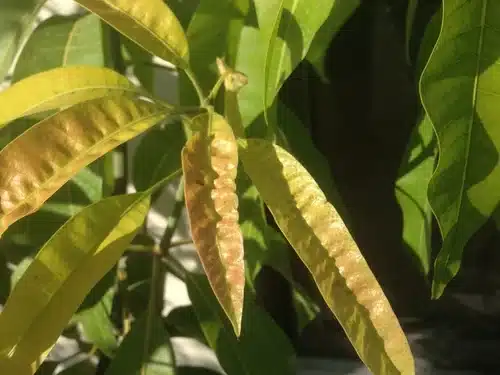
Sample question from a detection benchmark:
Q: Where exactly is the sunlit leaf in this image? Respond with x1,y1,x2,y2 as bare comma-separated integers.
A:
104,312,175,375
0,95,173,236
182,112,244,336
0,0,45,80
0,66,141,128
74,0,189,68
13,14,107,81
0,169,179,373
306,0,360,81
420,0,500,298
187,274,295,375
240,139,414,375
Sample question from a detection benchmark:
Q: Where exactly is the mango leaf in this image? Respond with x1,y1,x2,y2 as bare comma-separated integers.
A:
132,123,185,192
395,115,436,275
0,0,45,80
420,0,500,298
187,274,295,375
13,14,106,81
405,0,419,63
74,0,189,68
182,112,244,336
240,139,414,375
164,305,207,345
0,66,141,128
74,288,118,357
0,192,150,372
256,0,338,115
104,312,175,375
306,0,360,81
0,94,173,236
164,0,200,29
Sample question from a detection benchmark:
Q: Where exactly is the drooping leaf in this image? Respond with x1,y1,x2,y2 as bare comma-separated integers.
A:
0,193,150,372
104,312,175,375
0,94,173,236
0,66,141,128
187,274,295,375
0,0,45,80
74,0,189,68
395,115,436,275
240,139,414,375
306,0,360,81
13,14,107,81
74,288,119,357
420,0,500,298
132,123,185,192
182,112,244,336
0,170,179,373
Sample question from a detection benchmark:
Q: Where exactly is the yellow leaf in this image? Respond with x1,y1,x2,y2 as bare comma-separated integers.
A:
0,66,140,128
240,139,414,375
182,112,244,336
75,0,189,68
0,95,173,236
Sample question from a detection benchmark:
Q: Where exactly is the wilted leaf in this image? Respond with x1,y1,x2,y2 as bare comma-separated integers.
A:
13,14,107,81
0,95,173,236
104,313,175,375
0,66,141,127
74,0,189,68
306,0,360,81
0,0,45,80
420,0,500,298
240,139,414,375
187,274,295,375
0,170,179,373
182,112,244,335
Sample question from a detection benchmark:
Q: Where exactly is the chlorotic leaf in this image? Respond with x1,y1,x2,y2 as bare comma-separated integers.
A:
240,139,414,375
182,112,244,336
0,95,173,236
420,0,500,298
74,0,189,68
0,0,45,80
0,66,141,128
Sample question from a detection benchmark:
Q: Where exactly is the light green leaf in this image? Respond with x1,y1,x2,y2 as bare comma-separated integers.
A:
306,0,360,81
0,0,45,80
395,115,436,275
240,139,414,375
187,274,295,375
0,192,150,372
104,312,175,375
0,94,173,236
74,0,189,68
13,14,106,81
420,0,500,298
132,123,185,192
0,66,141,128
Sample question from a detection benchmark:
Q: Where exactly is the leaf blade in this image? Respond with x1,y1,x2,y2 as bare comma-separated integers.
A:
240,139,414,375
74,0,189,68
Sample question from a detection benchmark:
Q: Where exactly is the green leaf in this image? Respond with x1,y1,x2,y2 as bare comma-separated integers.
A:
395,115,436,275
132,123,185,192
420,0,500,298
0,192,150,372
405,0,419,63
0,66,141,128
74,0,189,68
104,312,175,375
306,0,360,81
182,113,244,336
164,305,207,345
0,0,45,80
177,368,221,375
0,95,175,236
74,288,119,357
240,139,414,375
187,274,295,375
13,14,107,81
164,0,200,29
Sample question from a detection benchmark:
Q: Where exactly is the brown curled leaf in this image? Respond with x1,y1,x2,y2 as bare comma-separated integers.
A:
240,138,414,375
182,112,244,336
